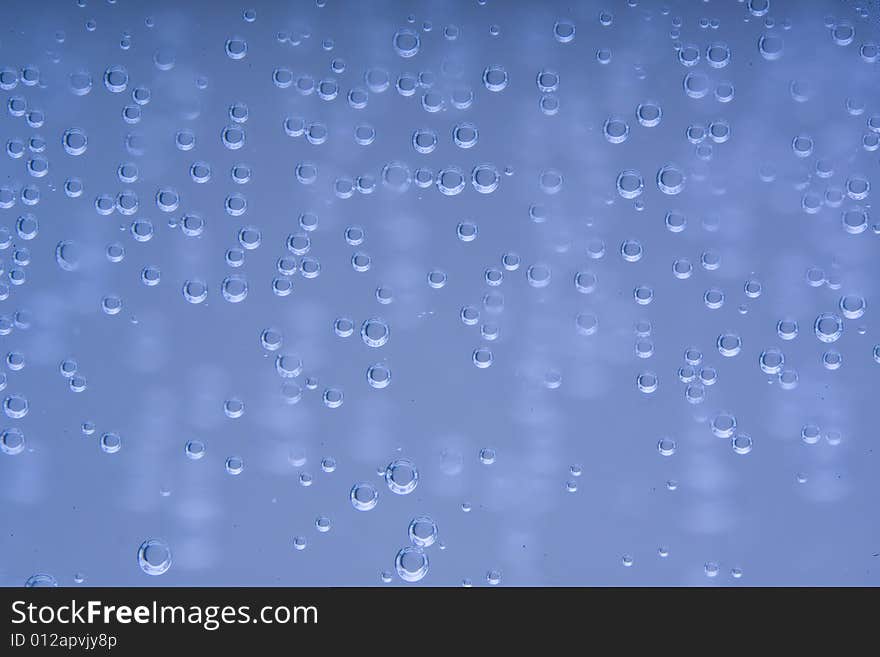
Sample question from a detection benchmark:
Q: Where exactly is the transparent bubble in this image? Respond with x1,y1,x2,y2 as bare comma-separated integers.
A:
280,382,303,404
707,121,730,144
62,127,87,156
678,42,700,66
574,271,598,294
657,437,676,456
706,42,731,68
322,387,343,408
55,241,81,272
777,319,799,340
759,33,784,60
478,447,497,465
616,170,644,199
468,164,498,194
665,210,687,233
385,459,419,495
814,313,843,343
792,134,813,158
1,427,25,455
732,434,753,455
759,348,785,374
393,28,420,57
275,354,303,379
634,286,653,305
221,124,246,151
408,516,438,548
711,412,737,438
536,69,559,93
100,295,123,316
717,332,742,357
381,161,412,192
25,574,58,588
225,456,244,475
743,279,762,299
839,294,866,319
482,65,508,92
575,312,599,337
526,263,551,288
59,359,77,378
100,432,122,454
704,288,725,309
453,122,479,149
657,164,685,194
103,65,128,93
366,363,391,389
395,547,429,582
700,250,721,271
175,130,195,151
225,37,248,60
361,318,389,348
841,208,868,235
473,346,494,368
637,372,658,394
317,78,338,101
831,21,855,46
350,482,379,511
223,398,244,419
16,214,38,240
822,350,842,371
69,70,92,96
554,20,575,43
636,101,662,127
621,240,643,262
603,117,629,143
185,440,206,460
219,275,248,303
137,539,172,576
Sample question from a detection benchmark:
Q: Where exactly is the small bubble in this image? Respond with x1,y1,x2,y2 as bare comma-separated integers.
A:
408,516,438,548
225,456,244,475
225,37,248,60
137,539,172,576
385,459,419,495
395,547,429,582
350,482,379,511
473,347,494,368
616,170,644,199
482,65,508,92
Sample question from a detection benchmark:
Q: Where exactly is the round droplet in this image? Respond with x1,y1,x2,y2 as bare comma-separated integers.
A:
137,539,172,576
814,313,843,343
408,516,438,548
366,363,391,389
361,318,389,347
616,170,644,199
185,440,206,460
350,482,379,511
395,547,429,582
1,427,25,455
385,459,419,495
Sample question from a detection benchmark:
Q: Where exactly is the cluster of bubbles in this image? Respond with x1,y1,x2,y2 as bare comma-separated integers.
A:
6,0,880,588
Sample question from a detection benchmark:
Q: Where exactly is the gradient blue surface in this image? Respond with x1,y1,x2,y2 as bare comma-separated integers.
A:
1,0,879,586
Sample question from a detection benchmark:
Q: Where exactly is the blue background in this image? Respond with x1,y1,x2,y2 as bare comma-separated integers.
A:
1,0,879,586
